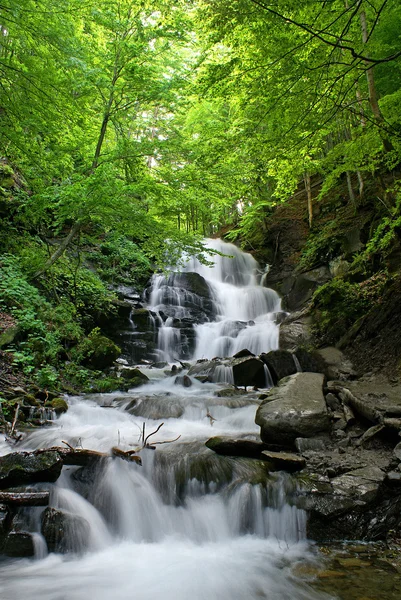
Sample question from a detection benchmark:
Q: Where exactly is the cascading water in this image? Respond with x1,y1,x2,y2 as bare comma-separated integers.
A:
148,239,282,362
0,241,333,600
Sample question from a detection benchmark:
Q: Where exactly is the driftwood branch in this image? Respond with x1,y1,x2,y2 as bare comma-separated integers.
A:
143,422,164,446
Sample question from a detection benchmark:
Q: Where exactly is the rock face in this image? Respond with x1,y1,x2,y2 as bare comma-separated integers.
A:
0,451,63,489
279,309,313,351
255,373,330,446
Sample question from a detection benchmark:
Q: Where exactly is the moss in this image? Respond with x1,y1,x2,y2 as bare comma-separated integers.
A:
78,328,121,370
48,398,68,415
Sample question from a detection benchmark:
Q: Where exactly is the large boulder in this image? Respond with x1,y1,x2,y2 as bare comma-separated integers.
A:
259,350,298,383
232,356,266,388
255,373,330,446
0,451,63,489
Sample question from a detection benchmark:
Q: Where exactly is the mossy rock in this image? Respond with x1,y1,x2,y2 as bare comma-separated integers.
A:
120,368,149,382
48,398,68,415
80,328,121,370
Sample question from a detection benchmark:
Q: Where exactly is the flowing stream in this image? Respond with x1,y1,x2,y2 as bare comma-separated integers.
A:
0,240,334,600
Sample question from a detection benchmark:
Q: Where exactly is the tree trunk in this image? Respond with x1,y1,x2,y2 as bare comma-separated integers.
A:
360,10,393,152
346,171,356,207
304,172,313,228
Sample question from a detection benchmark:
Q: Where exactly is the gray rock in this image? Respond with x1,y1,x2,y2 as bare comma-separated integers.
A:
279,309,313,351
120,367,149,382
295,438,327,453
205,437,268,459
174,375,192,388
214,388,243,398
330,466,385,503
325,392,341,411
259,350,298,383
41,507,90,553
231,356,266,388
260,450,306,472
255,373,330,446
0,451,63,489
314,347,356,380
394,442,401,461
2,531,35,557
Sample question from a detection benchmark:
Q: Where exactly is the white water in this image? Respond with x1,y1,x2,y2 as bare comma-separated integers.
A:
148,239,281,361
0,378,331,600
0,241,333,600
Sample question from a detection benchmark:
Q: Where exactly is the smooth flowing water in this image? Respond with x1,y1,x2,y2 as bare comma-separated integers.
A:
0,241,335,600
148,239,281,361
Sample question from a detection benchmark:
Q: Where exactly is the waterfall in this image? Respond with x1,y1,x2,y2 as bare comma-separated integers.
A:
0,240,334,600
148,239,281,362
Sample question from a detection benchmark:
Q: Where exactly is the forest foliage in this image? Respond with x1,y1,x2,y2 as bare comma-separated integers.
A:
1,0,401,385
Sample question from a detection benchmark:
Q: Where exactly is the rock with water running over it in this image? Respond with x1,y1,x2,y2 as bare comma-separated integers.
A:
259,349,298,383
1,531,35,557
231,356,266,388
255,372,330,446
174,375,192,388
0,451,63,489
41,507,90,553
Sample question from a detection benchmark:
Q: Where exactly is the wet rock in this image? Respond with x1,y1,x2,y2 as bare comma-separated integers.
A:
0,503,11,534
41,507,90,553
2,531,35,557
260,450,306,472
285,266,331,311
131,308,153,330
205,437,269,459
0,451,63,489
188,359,218,380
214,387,244,398
255,373,329,446
232,356,266,388
46,397,68,415
120,368,149,382
126,395,184,419
174,375,192,388
259,350,298,384
233,349,255,359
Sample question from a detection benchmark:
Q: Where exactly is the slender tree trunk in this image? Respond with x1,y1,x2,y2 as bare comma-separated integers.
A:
357,171,364,197
304,172,313,228
360,10,393,152
346,171,356,207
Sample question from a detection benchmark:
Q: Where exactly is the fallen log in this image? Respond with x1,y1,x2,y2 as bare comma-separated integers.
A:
335,387,381,424
38,446,107,467
0,491,50,506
